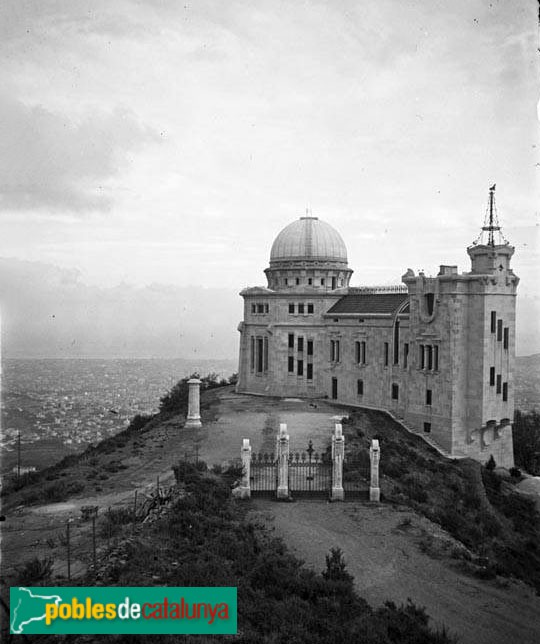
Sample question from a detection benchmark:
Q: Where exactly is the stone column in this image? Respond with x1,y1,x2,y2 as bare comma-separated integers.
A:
276,423,290,499
236,438,252,499
185,378,202,428
369,439,380,502
331,423,345,501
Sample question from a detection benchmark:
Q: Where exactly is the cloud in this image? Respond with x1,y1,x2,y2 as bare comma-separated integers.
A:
0,93,158,213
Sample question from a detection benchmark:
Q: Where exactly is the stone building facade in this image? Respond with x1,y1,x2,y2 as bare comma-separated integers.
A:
236,194,519,467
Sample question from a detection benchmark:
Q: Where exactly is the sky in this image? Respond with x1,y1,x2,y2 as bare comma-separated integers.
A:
0,0,538,356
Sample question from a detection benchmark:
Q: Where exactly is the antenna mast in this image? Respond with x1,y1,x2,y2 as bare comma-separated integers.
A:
472,184,508,247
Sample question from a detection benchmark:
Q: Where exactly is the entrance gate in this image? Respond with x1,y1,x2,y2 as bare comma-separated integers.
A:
342,451,371,498
250,452,277,497
288,440,331,498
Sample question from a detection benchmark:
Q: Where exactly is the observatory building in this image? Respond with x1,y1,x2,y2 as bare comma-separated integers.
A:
236,188,519,467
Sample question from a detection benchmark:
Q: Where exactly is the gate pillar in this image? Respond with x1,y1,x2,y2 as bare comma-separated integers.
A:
185,378,202,428
236,438,251,499
369,439,381,502
331,423,345,501
276,423,290,499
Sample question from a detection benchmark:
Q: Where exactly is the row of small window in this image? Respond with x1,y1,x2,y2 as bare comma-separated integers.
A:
330,339,439,371
289,303,314,314
251,303,269,314
490,311,509,348
355,381,433,406
489,368,509,401
250,336,269,373
282,277,344,288
288,358,314,380
288,334,314,355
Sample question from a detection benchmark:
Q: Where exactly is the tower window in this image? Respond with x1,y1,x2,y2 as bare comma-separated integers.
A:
251,304,256,313
321,278,325,286
331,277,337,289
426,389,432,405
357,379,364,396
307,363,313,380
288,333,294,349
295,278,300,285
497,319,503,341
384,342,389,366
502,382,508,402
285,278,289,286
423,422,431,433
391,383,399,400
308,278,312,285
419,345,425,369
307,340,313,356
264,303,269,313
250,337,255,371
503,327,509,350
307,303,314,314
263,337,269,372
434,345,439,371
288,356,294,373
355,341,361,364
425,293,435,316
496,374,502,394
489,367,495,386
298,303,305,314
426,345,433,370
257,304,264,313
297,337,304,352
256,338,264,373
490,311,497,333
393,320,400,364
403,343,409,368
289,303,295,314
297,360,304,376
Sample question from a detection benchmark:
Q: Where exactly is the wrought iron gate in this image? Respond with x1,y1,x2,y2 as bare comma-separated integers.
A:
342,450,371,498
288,440,332,498
250,452,277,497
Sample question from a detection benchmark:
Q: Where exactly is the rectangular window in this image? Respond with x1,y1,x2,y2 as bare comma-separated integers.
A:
295,278,300,285
403,343,409,368
288,356,294,373
497,319,503,341
307,340,313,356
355,341,361,364
298,303,305,314
391,383,399,400
288,333,294,349
502,382,508,402
321,278,325,285
496,374,502,394
251,304,256,313
434,345,439,371
426,345,433,370
250,337,255,371
297,360,303,376
361,341,366,364
489,367,495,386
264,303,269,313
503,327,509,350
423,422,431,433
307,303,314,314
335,340,340,362
297,337,304,352
357,379,364,396
426,389,432,405
330,340,340,362
285,278,289,286
308,278,312,285
307,363,313,380
419,344,425,369
384,342,389,366
257,338,264,373
257,304,264,314
289,303,295,314
491,311,497,333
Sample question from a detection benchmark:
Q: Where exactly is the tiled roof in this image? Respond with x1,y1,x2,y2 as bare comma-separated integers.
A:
326,293,409,315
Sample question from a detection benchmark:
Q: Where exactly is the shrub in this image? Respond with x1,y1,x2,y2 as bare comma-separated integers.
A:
16,557,54,585
485,455,497,471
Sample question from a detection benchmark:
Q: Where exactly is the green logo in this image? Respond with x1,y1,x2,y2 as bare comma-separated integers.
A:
10,586,237,635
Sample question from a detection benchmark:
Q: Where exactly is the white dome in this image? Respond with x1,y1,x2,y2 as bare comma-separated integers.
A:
270,217,348,266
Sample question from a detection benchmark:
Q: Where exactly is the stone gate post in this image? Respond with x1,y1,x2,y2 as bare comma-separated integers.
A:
369,439,380,502
331,423,345,501
236,438,251,499
185,378,202,428
276,423,290,499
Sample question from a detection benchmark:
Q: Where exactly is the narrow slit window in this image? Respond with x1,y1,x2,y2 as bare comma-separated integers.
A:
391,383,399,400
403,343,409,368
502,382,508,402
490,311,496,333
288,356,294,373
496,374,502,394
384,342,389,367
489,367,495,386
503,327,509,350
297,360,303,376
297,337,304,352
357,379,364,396
288,333,294,349
307,340,313,356
426,389,432,405
497,319,503,341
307,363,313,380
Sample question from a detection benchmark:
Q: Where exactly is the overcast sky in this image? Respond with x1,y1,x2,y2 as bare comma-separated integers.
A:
0,2,538,331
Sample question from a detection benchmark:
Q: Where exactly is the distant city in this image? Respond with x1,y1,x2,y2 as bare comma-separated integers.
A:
1,354,538,476
1,357,237,475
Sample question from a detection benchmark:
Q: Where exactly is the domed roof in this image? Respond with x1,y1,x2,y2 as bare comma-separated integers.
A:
270,217,348,266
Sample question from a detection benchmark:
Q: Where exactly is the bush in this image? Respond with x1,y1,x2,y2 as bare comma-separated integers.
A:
485,455,496,471
16,557,54,585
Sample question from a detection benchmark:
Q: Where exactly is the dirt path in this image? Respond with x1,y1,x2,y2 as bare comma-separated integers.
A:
250,499,540,644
